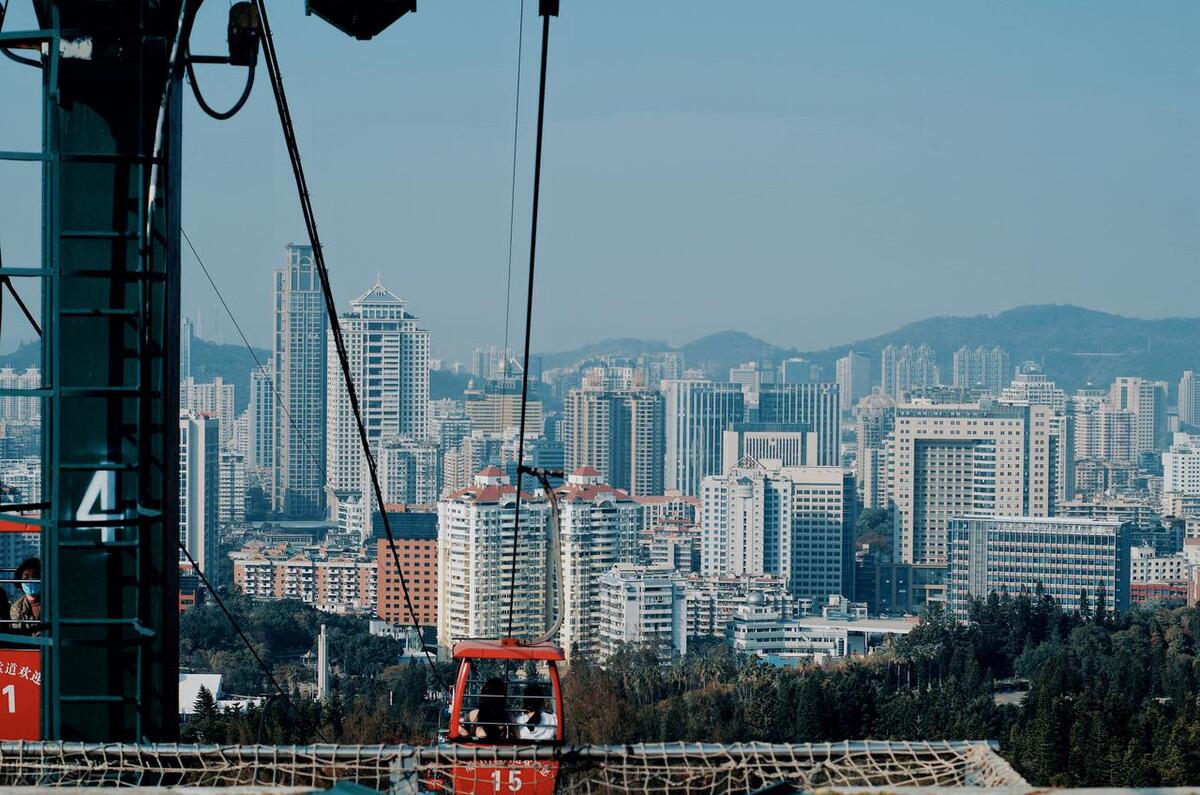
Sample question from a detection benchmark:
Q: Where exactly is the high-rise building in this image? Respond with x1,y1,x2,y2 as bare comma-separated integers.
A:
835,352,871,409
248,364,276,472
890,402,1056,565
1108,377,1168,456
181,376,236,446
436,468,549,650
374,436,440,507
180,317,194,381
855,392,896,510
729,361,778,400
1179,371,1198,428
779,358,823,385
947,515,1131,617
179,414,220,576
661,352,685,382
1163,436,1200,503
721,423,818,473
1075,401,1136,463
0,367,40,424
326,281,430,502
557,468,642,663
597,564,688,665
699,459,854,602
464,376,543,436
218,450,247,525
663,380,745,496
272,244,327,518
881,344,939,399
563,374,664,496
376,532,437,633
951,346,1010,396
753,383,840,466
999,362,1066,413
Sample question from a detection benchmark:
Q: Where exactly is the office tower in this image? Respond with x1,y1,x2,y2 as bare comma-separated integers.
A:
558,468,642,663
947,516,1131,617
855,391,896,510
597,564,688,665
218,450,247,524
661,352,685,381
881,344,939,399
663,380,745,497
471,346,514,380
1109,377,1168,456
951,346,1010,396
999,362,1067,413
430,400,472,450
179,414,220,576
754,383,840,466
729,361,778,400
181,376,236,446
376,532,438,633
180,316,194,381
563,374,665,496
835,352,870,409
890,402,1055,565
0,367,40,424
372,436,440,507
464,377,543,435
699,459,854,602
326,281,430,503
779,358,823,385
248,364,275,472
1180,371,1198,428
436,468,549,650
272,244,327,518
721,423,818,473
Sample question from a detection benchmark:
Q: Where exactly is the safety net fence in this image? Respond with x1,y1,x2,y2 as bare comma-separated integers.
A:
0,740,1030,793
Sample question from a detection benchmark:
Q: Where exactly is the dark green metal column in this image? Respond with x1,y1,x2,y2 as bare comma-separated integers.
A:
39,0,182,741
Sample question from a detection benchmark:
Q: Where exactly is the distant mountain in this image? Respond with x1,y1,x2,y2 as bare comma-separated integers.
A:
536,305,1200,393
189,338,269,413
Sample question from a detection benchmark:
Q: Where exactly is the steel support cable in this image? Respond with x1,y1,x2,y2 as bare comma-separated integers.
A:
181,228,329,487
178,541,329,742
501,0,526,358
505,6,554,638
0,244,42,339
251,0,437,676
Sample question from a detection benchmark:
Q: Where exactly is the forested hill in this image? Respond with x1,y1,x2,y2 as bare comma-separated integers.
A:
537,305,1200,392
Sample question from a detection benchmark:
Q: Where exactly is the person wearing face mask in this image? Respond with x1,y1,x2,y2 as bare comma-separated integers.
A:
10,558,42,636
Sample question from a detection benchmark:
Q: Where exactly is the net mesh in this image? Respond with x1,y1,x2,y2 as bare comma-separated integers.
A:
0,740,1029,793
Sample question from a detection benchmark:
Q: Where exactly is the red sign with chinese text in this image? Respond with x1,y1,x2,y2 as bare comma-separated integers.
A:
0,649,41,740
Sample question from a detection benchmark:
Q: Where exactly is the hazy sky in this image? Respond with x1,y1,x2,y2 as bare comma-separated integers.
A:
1,1,1197,361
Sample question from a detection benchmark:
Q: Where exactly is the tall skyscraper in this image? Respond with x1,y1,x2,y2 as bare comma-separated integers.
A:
1108,377,1168,455
248,364,276,472
699,459,854,602
855,391,896,510
180,316,194,381
835,352,871,409
180,414,220,576
889,402,1055,565
563,372,665,496
373,436,440,507
663,380,745,496
181,376,235,446
272,244,327,518
1179,371,1198,428
464,376,543,436
1075,402,1135,462
754,383,840,466
325,281,430,500
951,346,1010,396
881,344,939,399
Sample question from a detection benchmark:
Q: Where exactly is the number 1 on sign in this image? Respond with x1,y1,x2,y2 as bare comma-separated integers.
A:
2,684,14,713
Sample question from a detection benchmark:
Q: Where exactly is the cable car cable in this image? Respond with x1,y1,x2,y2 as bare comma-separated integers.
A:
504,0,557,638
251,0,439,677
182,227,330,487
501,0,526,358
179,540,330,742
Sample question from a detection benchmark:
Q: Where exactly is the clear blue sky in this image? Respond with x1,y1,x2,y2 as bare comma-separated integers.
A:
1,1,1197,361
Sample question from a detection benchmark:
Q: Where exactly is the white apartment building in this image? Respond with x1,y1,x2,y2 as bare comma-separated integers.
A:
1108,377,1168,457
218,450,247,524
855,392,896,510
557,468,641,663
0,367,40,423
1180,371,1198,428
181,377,235,446
890,402,1055,565
597,564,688,665
835,352,871,409
1163,438,1200,504
699,459,852,602
436,468,550,651
952,346,1010,397
999,363,1066,414
1130,545,1190,584
326,282,430,499
180,414,220,575
881,344,939,399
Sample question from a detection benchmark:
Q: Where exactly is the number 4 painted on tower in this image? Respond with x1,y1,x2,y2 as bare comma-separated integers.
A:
77,470,118,542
